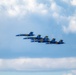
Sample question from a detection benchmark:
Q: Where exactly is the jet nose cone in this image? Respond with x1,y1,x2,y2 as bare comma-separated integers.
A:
16,35,19,36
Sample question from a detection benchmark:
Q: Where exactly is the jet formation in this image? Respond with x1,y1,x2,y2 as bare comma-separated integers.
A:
16,32,64,44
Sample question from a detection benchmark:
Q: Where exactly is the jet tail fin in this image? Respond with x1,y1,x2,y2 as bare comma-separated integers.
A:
37,35,41,38
43,36,50,42
50,38,56,42
29,32,33,35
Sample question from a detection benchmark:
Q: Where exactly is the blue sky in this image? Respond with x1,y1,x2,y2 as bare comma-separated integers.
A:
0,0,76,75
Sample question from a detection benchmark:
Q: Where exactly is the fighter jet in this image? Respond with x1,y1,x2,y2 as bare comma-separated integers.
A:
23,35,42,42
16,32,34,36
50,38,57,44
56,40,64,44
37,36,50,43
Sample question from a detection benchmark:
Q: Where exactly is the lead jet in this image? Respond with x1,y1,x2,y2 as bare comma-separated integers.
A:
16,32,34,36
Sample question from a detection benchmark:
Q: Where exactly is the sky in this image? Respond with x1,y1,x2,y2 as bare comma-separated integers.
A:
0,0,76,75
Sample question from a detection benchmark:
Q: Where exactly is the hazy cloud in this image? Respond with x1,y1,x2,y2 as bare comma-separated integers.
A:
0,57,76,71
0,0,64,18
0,0,48,17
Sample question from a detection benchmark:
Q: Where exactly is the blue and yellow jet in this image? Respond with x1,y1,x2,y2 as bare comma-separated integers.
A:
16,32,34,36
56,40,64,44
23,35,42,42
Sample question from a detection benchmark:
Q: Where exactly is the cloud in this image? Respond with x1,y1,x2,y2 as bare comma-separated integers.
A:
63,14,76,33
70,0,76,6
0,0,48,17
62,0,76,6
0,57,76,71
49,0,62,19
0,0,64,18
